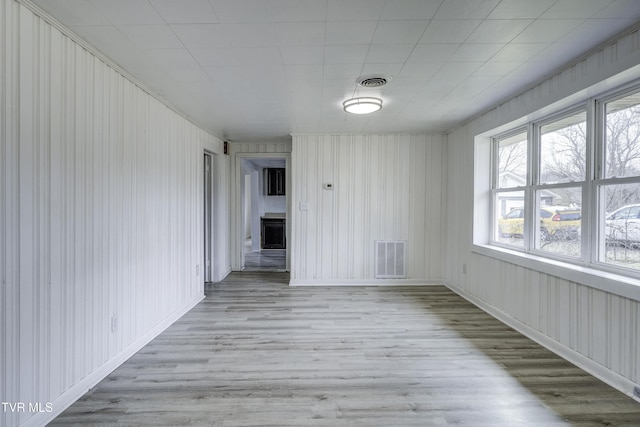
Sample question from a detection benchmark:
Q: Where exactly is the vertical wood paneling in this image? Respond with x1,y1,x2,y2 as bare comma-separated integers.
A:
291,134,446,285
0,2,230,425
445,26,640,398
1,1,19,426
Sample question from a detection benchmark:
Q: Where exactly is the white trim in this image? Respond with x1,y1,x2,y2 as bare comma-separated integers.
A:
289,279,443,287
232,152,292,273
22,294,205,427
446,282,640,403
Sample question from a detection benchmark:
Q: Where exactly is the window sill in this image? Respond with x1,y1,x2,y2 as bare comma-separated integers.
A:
472,244,640,302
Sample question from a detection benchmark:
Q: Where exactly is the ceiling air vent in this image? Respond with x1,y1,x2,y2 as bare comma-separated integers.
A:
357,75,390,88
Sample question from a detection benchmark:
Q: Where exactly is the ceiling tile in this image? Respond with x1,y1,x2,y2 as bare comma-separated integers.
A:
323,63,364,79
70,25,137,52
466,20,533,44
473,61,524,76
210,0,271,23
372,20,429,45
204,66,248,88
280,46,325,65
171,24,231,49
398,62,442,78
380,0,442,20
449,75,502,98
192,48,241,67
449,44,504,62
222,23,279,47
419,20,482,44
431,62,481,83
144,48,200,68
487,0,556,19
511,19,582,43
407,44,459,63
234,47,283,67
283,64,324,82
491,43,549,61
324,45,369,64
163,65,211,83
118,25,183,49
360,63,404,77
434,0,501,20
275,22,326,45
150,0,219,24
540,0,613,19
268,0,328,22
326,0,385,21
33,0,108,25
87,0,164,25
595,0,640,19
325,21,378,45
366,44,415,63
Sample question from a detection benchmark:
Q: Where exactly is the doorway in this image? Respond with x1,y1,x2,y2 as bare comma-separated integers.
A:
204,152,213,283
241,157,287,271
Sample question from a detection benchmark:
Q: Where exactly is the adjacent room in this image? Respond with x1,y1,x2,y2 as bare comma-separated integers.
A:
2,1,640,426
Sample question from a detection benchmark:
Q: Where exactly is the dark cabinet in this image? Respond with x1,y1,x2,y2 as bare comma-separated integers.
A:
261,218,286,249
266,168,285,196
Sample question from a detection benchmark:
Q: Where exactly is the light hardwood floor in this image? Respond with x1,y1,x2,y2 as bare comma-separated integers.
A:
243,239,286,271
50,272,640,426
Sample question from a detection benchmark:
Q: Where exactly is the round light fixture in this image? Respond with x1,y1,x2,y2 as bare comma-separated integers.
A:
343,97,382,114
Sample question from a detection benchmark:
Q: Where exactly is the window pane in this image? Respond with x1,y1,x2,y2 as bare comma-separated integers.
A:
494,190,525,247
540,111,586,184
601,183,640,270
605,93,640,179
535,188,582,257
497,131,527,188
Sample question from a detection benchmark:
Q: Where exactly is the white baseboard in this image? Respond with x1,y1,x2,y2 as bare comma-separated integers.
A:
290,278,444,287
22,293,205,427
446,282,640,404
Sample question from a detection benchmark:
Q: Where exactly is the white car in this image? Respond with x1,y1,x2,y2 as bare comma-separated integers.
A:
605,204,640,244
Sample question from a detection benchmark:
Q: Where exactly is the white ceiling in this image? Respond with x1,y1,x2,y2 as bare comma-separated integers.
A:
29,0,640,142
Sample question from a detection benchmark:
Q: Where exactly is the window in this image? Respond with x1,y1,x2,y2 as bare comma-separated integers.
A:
535,111,586,258
598,91,640,271
493,130,527,248
484,83,640,277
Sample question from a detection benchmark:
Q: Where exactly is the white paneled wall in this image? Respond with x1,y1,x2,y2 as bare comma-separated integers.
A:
445,27,640,398
291,134,446,285
0,2,229,426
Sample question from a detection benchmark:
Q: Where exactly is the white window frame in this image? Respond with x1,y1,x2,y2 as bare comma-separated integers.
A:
474,80,640,302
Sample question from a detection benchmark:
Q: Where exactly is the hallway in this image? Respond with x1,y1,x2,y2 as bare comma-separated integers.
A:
244,238,286,271
50,272,640,426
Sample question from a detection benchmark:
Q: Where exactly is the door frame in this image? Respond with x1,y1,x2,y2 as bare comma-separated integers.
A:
203,151,214,283
232,153,291,272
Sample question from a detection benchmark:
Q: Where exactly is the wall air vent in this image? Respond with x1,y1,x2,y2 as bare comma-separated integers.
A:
357,75,390,88
375,240,406,279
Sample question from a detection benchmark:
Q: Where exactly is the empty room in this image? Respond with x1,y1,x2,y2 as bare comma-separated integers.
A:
2,0,640,426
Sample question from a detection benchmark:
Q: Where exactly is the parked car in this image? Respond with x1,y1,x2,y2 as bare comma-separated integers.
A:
498,206,581,241
605,204,640,244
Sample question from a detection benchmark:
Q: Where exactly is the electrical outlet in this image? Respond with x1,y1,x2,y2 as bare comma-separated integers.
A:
196,264,200,276
110,314,118,333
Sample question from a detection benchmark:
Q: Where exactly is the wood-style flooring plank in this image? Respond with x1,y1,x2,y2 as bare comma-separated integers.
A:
50,272,640,426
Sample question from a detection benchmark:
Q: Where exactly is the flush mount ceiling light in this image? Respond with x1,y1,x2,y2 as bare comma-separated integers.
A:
343,97,383,114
